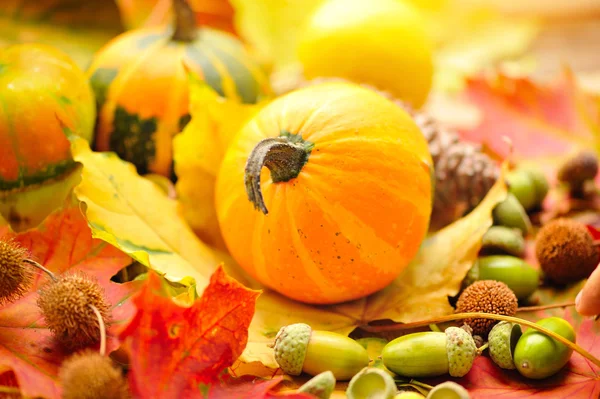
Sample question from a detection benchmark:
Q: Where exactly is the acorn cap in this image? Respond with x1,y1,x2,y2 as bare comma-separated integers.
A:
455,280,518,337
535,218,598,284
488,321,522,370
60,350,129,399
37,272,112,350
426,381,471,399
445,327,477,377
298,370,335,399
0,238,33,305
480,226,526,257
557,150,599,185
273,323,312,375
346,367,397,399
492,194,532,236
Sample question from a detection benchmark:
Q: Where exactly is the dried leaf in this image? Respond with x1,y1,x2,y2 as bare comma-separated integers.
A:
115,0,237,34
120,265,260,398
70,136,227,289
174,78,266,248
0,207,139,399
240,162,508,368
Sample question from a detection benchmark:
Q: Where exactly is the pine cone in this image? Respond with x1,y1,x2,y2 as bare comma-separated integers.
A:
272,74,500,230
408,106,500,230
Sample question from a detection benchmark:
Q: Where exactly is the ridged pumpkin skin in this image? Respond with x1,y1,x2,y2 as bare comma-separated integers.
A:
215,82,433,304
0,43,95,231
87,21,270,178
0,43,95,190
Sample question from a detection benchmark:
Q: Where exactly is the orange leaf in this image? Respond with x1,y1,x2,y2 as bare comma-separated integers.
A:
0,207,139,399
459,69,600,164
120,265,260,398
206,375,313,398
450,310,600,398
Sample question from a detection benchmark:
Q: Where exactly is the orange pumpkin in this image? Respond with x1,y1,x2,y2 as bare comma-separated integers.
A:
0,43,95,230
87,0,270,178
215,82,433,304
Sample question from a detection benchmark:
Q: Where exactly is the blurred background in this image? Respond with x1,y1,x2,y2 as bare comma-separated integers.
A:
1,0,599,101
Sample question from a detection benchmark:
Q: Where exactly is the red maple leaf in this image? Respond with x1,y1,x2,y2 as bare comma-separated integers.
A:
0,207,139,399
458,68,600,168
119,265,261,398
440,310,600,398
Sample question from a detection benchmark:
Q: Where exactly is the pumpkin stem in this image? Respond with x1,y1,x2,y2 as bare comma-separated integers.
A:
172,0,197,42
245,136,312,214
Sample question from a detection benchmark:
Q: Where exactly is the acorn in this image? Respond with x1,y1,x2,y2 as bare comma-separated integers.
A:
37,272,112,350
557,150,598,192
513,317,575,379
298,371,335,399
480,226,526,257
506,169,537,211
535,218,599,284
381,326,477,378
492,194,532,236
476,256,539,300
60,350,130,399
426,382,470,399
346,367,396,399
273,323,369,380
455,280,518,337
0,238,33,305
487,321,522,370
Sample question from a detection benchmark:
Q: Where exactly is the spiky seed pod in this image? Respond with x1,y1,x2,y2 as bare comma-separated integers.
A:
0,238,33,305
60,350,130,399
455,280,518,337
535,218,598,284
37,272,111,350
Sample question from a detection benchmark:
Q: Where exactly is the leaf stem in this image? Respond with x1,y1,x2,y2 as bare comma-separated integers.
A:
517,301,575,312
23,259,58,282
361,312,600,369
89,304,106,356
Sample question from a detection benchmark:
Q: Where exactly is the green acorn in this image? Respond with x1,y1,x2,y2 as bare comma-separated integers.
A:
480,226,526,257
492,194,532,236
513,317,575,379
426,382,470,399
382,327,477,378
273,323,369,380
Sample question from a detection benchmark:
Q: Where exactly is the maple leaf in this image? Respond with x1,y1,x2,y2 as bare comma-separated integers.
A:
0,207,139,399
119,265,260,398
458,69,600,169
206,375,313,398
452,310,600,398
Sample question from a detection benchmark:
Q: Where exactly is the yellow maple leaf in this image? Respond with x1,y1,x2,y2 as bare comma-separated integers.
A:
173,75,267,249
70,136,230,288
239,162,508,368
